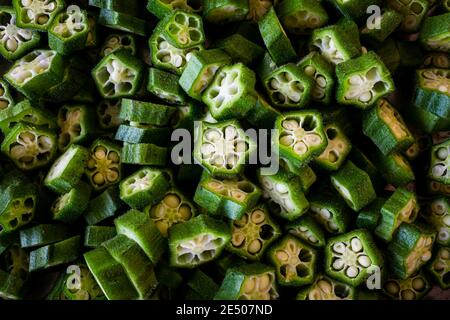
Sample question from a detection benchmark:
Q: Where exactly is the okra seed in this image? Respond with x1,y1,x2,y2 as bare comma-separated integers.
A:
438,230,449,241
304,66,316,77
421,251,431,261
251,210,265,224
282,120,298,130
320,208,331,219
276,250,289,262
294,141,308,155
108,151,119,163
248,239,262,254
317,280,332,294
87,159,96,169
316,76,327,88
401,289,416,300
433,261,445,272
156,221,169,235
333,243,345,254
332,258,344,270
436,147,448,160
385,281,400,295
432,164,446,177
357,255,371,268
231,232,245,246
37,15,48,25
275,183,288,194
94,147,107,160
178,205,192,220
163,194,181,208
243,277,256,293
346,266,359,278
259,274,271,291
412,277,425,291
93,173,105,185
441,248,450,260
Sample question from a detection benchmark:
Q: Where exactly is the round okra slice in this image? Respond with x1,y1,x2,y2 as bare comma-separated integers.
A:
228,204,281,261
275,111,327,168
276,0,328,35
314,123,352,171
56,263,105,300
91,49,144,99
279,160,317,193
286,215,326,248
96,99,122,130
0,7,40,61
414,68,450,118
147,67,186,105
383,272,431,300
98,9,147,36
247,0,272,22
119,99,177,126
51,181,92,224
44,144,88,194
119,167,171,210
375,188,419,242
19,224,71,249
12,0,64,31
145,188,197,237
168,214,230,268
309,191,351,234
1,123,57,171
356,198,385,232
330,160,377,212
214,263,279,300
214,33,264,66
387,0,430,33
0,80,14,114
360,9,403,44
83,186,121,225
422,52,450,69
422,198,450,246
371,150,415,187
387,223,436,279
115,124,171,145
428,140,450,185
203,0,249,24
363,99,414,155
202,63,257,121
194,120,254,178
246,92,281,130
267,235,317,287
147,0,202,20
325,229,384,286
121,143,168,166
404,130,432,161
84,226,116,248
160,10,205,49
296,274,356,300
85,139,121,191
100,33,136,57
428,246,450,289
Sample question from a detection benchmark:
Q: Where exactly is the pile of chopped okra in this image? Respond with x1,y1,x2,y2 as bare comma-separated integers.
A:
0,0,449,301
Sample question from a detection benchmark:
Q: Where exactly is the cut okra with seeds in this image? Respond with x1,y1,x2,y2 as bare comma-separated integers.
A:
427,246,450,289
275,0,328,35
314,123,352,171
147,0,202,20
296,274,356,300
286,215,326,248
422,198,450,246
203,0,249,24
13,0,64,31
383,272,431,300
100,33,136,57
159,11,205,49
414,68,450,118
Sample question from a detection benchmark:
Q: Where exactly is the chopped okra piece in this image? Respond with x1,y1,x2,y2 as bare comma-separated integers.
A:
362,99,414,155
145,188,197,237
122,143,168,166
387,0,430,33
387,223,436,279
246,92,280,129
383,272,431,300
315,123,352,171
267,235,317,287
98,9,147,36
330,160,377,212
405,102,450,134
422,198,450,246
422,52,450,69
168,214,230,268
159,10,205,49
44,144,88,194
214,34,264,66
147,0,202,20
88,0,140,15
371,150,415,186
296,274,356,300
120,99,177,126
275,0,328,35
0,244,29,299
115,124,171,145
203,0,249,24
361,9,403,44
12,0,64,31
356,198,385,232
1,123,57,171
84,186,121,225
247,0,272,22
286,215,326,248
0,80,14,114
202,63,257,121
84,226,116,248
96,99,122,130
427,246,450,289
51,181,92,224
20,224,71,249
147,68,186,105
375,188,419,242
100,33,136,57
215,263,279,300
258,7,297,66
309,191,351,234
414,68,450,118
92,49,144,99
228,204,281,260
194,171,261,220
29,235,81,272
115,209,166,264
279,160,317,193
336,52,395,109
428,180,450,197
325,229,384,286
275,111,327,168
329,0,382,21
186,269,219,300
0,7,40,61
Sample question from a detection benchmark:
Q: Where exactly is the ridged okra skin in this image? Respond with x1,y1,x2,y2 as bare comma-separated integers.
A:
427,246,450,289
329,0,382,21
361,9,403,44
428,139,450,185
275,0,328,35
96,99,122,131
296,274,356,300
147,0,202,20
98,9,147,36
214,34,264,66
119,99,177,126
147,67,186,105
279,161,317,194
13,0,65,31
414,68,450,119
286,215,326,248
51,181,92,224
422,197,450,246
186,269,219,300
115,124,171,146
20,224,71,249
370,150,415,187
89,0,140,15
84,225,116,248
356,198,385,232
203,0,249,25
387,0,430,33
0,243,29,300
383,271,431,300
121,143,168,166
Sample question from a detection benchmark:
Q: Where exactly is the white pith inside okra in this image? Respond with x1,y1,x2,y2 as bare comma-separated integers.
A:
10,130,53,168
345,68,389,103
239,272,279,300
268,71,305,105
317,126,347,165
58,107,81,149
194,65,219,93
0,83,10,110
260,176,296,213
167,12,202,46
428,199,450,243
102,35,129,56
0,11,33,53
205,69,240,109
206,177,256,203
51,192,70,213
431,144,450,180
378,99,410,140
279,118,323,156
303,65,327,100
86,146,120,188
97,100,121,129
330,237,373,279
421,69,450,94
95,59,136,97
8,50,55,84
384,274,428,300
53,11,85,37
310,205,339,232
405,236,433,275
274,238,313,281
313,35,345,65
176,233,225,265
19,0,59,26
155,33,198,68
308,278,352,300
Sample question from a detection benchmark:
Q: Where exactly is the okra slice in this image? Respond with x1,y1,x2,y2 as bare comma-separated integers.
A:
422,52,450,69
427,246,450,289
361,9,403,44
0,7,40,60
375,188,419,242
98,9,146,36
12,0,64,31
383,272,431,300
179,49,231,101
0,244,29,299
44,144,88,194
246,92,280,129
203,0,248,24
276,0,328,35
286,215,326,248
96,99,122,130
202,63,257,121
160,10,204,49
0,80,14,115
122,143,168,166
387,223,436,279
315,123,352,171
329,0,382,21
1,123,57,171
330,161,377,212
214,34,264,66
119,99,177,126
387,0,430,32
215,263,279,300
371,150,415,186
325,229,384,286
405,102,450,134
336,52,395,109
147,0,202,20
267,235,317,287
85,139,121,191
114,209,166,264
414,68,450,118
84,226,116,248
92,49,144,99
296,274,356,300
362,99,414,155
20,224,71,249
275,111,327,168
279,160,317,193
51,181,92,224
428,179,450,197
194,171,261,220
84,186,121,225
422,198,450,246
168,214,229,268
29,235,81,272
258,7,297,65
88,0,140,15
4,49,65,100
186,269,219,300
145,189,196,237
309,191,351,234
228,204,281,261
356,198,385,232
147,67,186,105
247,0,272,22
100,33,136,57
115,124,171,145
258,168,309,221
102,234,157,299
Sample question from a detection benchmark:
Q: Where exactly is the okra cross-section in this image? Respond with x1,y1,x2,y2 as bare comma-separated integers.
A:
383,272,431,300
168,214,230,268
160,11,204,49
13,0,64,31
419,13,450,53
315,123,352,171
414,68,450,118
147,67,186,105
286,215,326,248
422,198,450,246
276,0,328,35
296,274,356,300
387,0,430,32
228,204,281,261
428,246,450,289
96,99,122,130
51,181,92,224
0,80,14,113
100,33,136,57
119,99,177,127
325,230,384,286
0,243,29,299
309,191,351,234
203,0,249,24
147,0,202,20
428,139,450,185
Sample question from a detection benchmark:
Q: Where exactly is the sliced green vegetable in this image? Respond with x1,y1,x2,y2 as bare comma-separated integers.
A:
383,272,431,300
422,198,450,246
314,123,352,171
20,224,71,249
84,226,116,248
296,274,356,300
309,190,351,234
427,246,450,289
276,0,328,35
84,186,121,225
356,198,385,232
51,181,92,224
13,0,64,31
100,33,136,57
98,9,147,36
214,34,264,66
203,0,249,24
286,215,326,248
147,67,186,105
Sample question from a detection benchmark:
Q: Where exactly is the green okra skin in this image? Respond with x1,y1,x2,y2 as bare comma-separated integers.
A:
214,263,279,300
186,269,219,300
114,209,166,264
84,226,116,248
422,198,450,246
348,146,384,191
115,124,171,145
121,143,168,166
387,0,430,33
147,0,202,20
12,0,64,31
428,139,450,185
330,160,377,212
29,235,82,272
89,0,140,15
84,186,121,226
267,235,318,287
362,99,415,155
0,80,14,114
102,234,158,299
387,223,436,279
246,92,281,129
256,51,279,81
51,181,92,224
0,269,26,300
370,149,415,187
159,10,205,49
404,130,432,161
203,0,249,24
258,7,297,66
0,233,17,256
84,246,139,300
0,7,40,61
404,102,450,134
20,224,71,249
314,123,352,172
98,9,147,36
279,161,316,194
120,99,177,126
44,144,89,194
375,38,401,74
427,246,450,289
361,9,403,45
356,198,385,232
147,68,186,105
286,215,326,248
325,229,384,287
101,33,136,57
414,68,450,118
296,274,356,300
227,204,281,260
171,100,204,131
96,99,122,130
214,34,264,66
329,0,382,21
321,107,357,138
383,271,431,300
276,0,328,35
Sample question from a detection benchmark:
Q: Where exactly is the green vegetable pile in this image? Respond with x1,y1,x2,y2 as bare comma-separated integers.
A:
0,0,449,301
